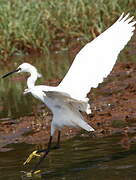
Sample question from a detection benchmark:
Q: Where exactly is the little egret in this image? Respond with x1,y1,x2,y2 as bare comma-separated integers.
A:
2,13,136,173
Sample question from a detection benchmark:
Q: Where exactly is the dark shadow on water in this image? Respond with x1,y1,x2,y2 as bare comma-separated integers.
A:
40,148,136,180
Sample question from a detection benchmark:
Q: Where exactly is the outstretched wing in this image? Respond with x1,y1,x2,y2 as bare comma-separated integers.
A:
58,13,136,101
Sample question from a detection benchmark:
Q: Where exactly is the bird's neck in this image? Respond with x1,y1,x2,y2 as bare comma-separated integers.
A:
27,70,38,89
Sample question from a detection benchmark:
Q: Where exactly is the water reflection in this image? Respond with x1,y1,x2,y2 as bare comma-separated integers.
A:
0,135,136,180
0,77,35,118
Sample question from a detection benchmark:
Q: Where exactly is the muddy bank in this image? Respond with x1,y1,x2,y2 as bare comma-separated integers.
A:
1,61,136,151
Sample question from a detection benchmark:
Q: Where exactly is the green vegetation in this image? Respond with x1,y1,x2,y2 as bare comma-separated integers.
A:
0,0,136,60
112,119,127,128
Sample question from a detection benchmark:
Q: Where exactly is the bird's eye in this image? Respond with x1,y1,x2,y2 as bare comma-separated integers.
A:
15,67,21,73
18,68,21,71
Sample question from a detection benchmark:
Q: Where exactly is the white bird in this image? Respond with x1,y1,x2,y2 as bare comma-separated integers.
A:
2,13,136,173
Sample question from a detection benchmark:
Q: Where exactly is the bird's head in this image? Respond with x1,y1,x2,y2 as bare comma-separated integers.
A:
2,63,42,78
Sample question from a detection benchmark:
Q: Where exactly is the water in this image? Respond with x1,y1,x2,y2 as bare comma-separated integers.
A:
0,135,136,180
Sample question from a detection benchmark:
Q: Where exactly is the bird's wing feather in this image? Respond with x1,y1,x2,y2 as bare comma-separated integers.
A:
44,90,94,132
58,13,136,101
45,90,84,103
44,90,91,114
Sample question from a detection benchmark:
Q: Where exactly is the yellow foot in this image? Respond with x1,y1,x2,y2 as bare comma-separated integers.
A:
23,170,41,178
23,150,41,165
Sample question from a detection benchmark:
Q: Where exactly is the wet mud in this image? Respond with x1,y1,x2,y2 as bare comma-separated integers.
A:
1,61,136,151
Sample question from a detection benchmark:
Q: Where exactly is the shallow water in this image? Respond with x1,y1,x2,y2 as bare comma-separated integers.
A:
0,135,136,180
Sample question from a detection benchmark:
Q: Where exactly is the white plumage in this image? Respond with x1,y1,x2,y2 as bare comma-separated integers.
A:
2,13,136,137
59,13,135,101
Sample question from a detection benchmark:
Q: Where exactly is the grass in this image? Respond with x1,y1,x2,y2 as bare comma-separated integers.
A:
0,0,136,61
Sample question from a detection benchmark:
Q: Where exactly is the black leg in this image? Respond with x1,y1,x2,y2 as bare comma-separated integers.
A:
55,130,61,149
26,131,61,173
31,136,52,173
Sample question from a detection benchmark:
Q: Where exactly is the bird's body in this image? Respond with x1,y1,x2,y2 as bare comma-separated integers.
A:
24,78,93,135
2,13,136,173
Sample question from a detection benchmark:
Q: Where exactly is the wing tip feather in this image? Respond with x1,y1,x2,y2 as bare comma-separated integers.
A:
118,12,135,25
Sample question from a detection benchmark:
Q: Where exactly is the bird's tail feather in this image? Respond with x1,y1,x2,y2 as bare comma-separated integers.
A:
75,119,94,132
67,100,94,131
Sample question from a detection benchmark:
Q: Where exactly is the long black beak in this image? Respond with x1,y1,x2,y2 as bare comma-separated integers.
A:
2,68,21,78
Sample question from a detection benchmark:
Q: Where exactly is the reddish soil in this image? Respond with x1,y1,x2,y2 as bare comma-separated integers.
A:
1,61,136,151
